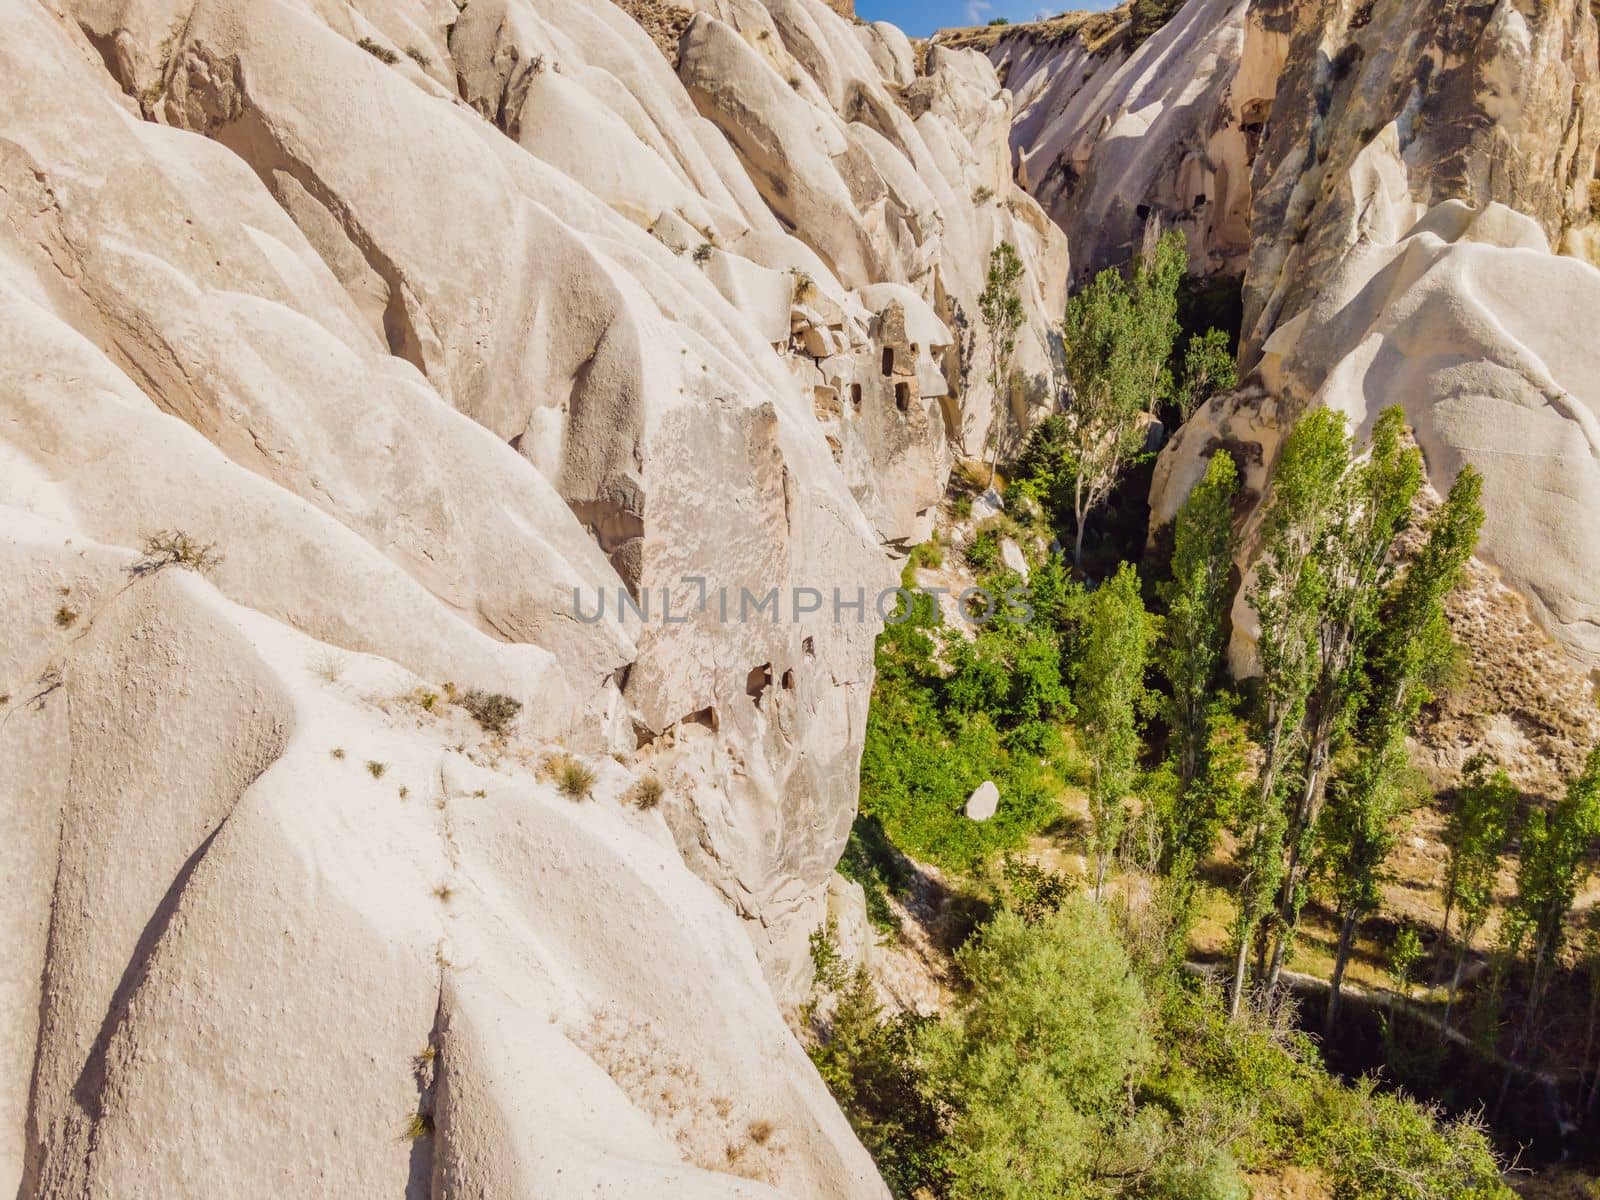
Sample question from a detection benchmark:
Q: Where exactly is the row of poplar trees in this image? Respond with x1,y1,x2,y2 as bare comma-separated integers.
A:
1017,233,1600,1057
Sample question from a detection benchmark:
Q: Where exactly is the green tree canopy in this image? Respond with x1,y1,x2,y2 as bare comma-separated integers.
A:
1059,230,1185,563
920,901,1153,1199
1076,561,1151,897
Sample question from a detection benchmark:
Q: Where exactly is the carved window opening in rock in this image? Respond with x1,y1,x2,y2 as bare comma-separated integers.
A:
894,381,910,412
682,706,719,732
802,636,815,658
1136,203,1151,221
881,347,894,376
1194,194,1207,208
850,382,862,410
746,663,773,699
781,669,796,690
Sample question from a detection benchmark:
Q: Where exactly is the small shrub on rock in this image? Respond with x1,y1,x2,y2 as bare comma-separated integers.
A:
460,689,521,734
132,530,223,576
553,754,596,801
632,776,664,810
358,36,399,64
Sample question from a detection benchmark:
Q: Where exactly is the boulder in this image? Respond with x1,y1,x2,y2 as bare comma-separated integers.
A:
1000,538,1031,581
971,486,1005,522
965,780,1000,821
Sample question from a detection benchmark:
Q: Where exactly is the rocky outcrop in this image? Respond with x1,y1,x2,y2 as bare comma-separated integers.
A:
1234,0,1600,365
0,0,1065,1193
948,0,1254,279
992,0,1600,670
1178,0,1600,670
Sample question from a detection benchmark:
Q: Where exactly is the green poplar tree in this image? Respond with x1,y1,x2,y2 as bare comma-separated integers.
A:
1439,755,1518,1035
1175,328,1237,422
1321,465,1483,1030
1076,562,1150,900
1232,407,1348,1015
1157,450,1239,796
1060,231,1185,563
1320,749,1411,1032
978,242,1025,486
1501,747,1600,1077
1263,407,1423,995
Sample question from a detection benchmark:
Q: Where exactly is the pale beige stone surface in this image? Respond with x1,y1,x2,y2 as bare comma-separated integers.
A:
982,0,1254,279
0,0,1069,1192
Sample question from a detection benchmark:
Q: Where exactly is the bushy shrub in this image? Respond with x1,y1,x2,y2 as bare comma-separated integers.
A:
857,555,1076,872
552,754,595,801
459,689,521,734
908,540,944,571
811,892,1513,1200
632,775,664,810
921,901,1155,1197
963,530,1000,572
809,965,948,1198
132,530,222,576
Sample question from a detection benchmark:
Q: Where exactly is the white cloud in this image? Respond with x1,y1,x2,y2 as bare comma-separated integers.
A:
964,0,992,22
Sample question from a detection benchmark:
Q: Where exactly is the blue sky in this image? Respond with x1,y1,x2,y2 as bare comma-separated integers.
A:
854,0,1117,39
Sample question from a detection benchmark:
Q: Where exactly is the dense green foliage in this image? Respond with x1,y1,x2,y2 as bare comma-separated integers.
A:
1057,231,1185,563
858,558,1075,870
922,902,1155,1198
826,238,1589,1193
1155,450,1238,799
1500,747,1600,1062
1076,563,1151,897
811,888,1512,1200
1319,463,1485,1027
809,963,949,1197
1016,233,1234,569
1175,329,1237,422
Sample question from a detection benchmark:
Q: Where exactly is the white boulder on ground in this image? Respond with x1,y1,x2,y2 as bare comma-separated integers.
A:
999,538,1030,581
970,486,1005,522
965,780,1000,821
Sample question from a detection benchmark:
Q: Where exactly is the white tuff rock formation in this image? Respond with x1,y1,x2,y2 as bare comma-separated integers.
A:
987,0,1600,669
0,0,1065,1194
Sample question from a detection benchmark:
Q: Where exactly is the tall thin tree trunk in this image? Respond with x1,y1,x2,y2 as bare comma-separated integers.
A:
1498,938,1550,1115
1441,942,1467,1040
1230,921,1253,1019
1265,922,1289,995
986,390,1004,487
1265,749,1333,997
1325,911,1358,1033
1439,890,1456,956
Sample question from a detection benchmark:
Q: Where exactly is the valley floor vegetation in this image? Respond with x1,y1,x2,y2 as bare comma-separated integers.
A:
808,236,1600,1199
